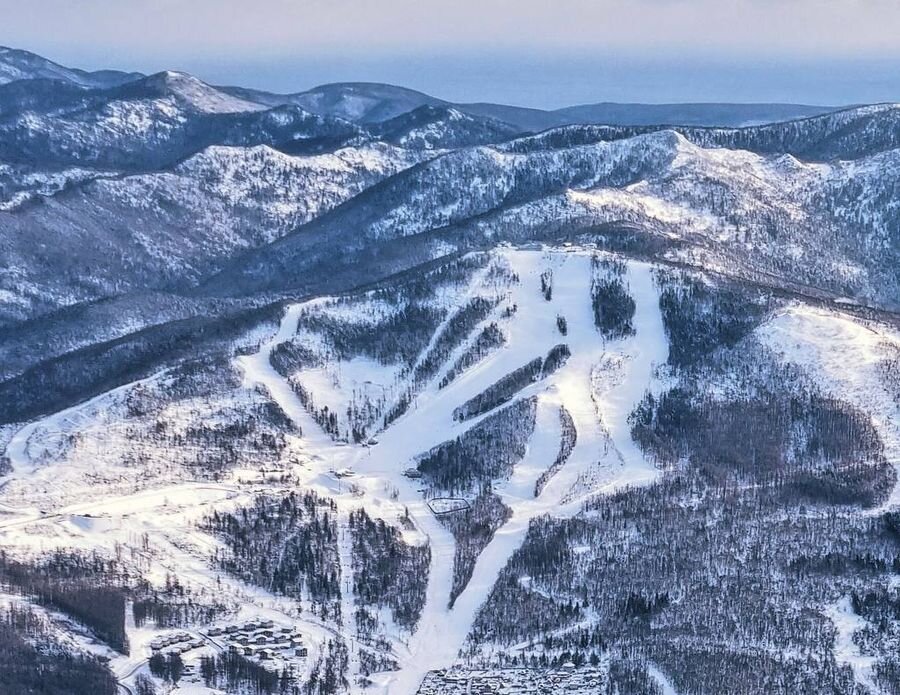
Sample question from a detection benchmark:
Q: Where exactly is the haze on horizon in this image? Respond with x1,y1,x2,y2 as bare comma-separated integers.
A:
4,0,900,108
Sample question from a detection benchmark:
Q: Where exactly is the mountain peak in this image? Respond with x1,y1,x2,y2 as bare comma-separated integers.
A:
138,70,266,114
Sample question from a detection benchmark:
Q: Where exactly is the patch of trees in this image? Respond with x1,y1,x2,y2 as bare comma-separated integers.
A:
439,322,506,388
556,315,568,336
418,397,536,494
453,341,568,421
296,303,444,368
132,572,227,629
269,340,322,378
117,359,292,478
358,645,398,679
542,344,571,376
0,604,117,695
591,255,635,339
453,358,543,421
0,550,129,653
471,465,900,694
630,386,893,507
304,639,349,695
656,270,772,368
413,296,500,386
148,652,185,685
849,587,900,691
198,651,299,694
202,491,341,620
439,490,512,605
540,269,553,301
349,508,430,632
534,406,577,496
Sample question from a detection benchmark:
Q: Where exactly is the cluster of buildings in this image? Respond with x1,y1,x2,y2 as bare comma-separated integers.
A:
210,619,309,662
416,667,606,694
148,632,205,655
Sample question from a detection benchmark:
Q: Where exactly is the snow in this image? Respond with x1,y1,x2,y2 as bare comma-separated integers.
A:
825,596,879,693
647,663,680,695
4,369,166,478
757,305,900,510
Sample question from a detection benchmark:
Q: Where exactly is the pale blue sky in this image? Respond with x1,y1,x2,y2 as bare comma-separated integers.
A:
4,0,900,107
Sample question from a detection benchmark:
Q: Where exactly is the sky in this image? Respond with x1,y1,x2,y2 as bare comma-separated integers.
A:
3,0,900,107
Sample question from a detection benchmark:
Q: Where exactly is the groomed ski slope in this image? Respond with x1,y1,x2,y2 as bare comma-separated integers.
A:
250,248,669,693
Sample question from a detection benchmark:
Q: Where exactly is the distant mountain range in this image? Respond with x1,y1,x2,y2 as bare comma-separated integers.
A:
0,45,837,132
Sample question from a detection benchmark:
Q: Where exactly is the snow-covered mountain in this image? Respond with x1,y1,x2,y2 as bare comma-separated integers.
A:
222,82,448,123
2,46,900,695
0,45,142,87
0,142,424,323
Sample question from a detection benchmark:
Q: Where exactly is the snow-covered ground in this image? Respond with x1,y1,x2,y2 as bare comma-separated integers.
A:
825,596,879,693
0,246,671,694
757,305,900,510
239,248,669,693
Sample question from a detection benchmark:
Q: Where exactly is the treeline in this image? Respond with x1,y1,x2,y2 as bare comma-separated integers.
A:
0,604,118,695
197,652,299,694
534,406,577,497
453,342,568,421
453,358,542,421
439,322,506,388
203,491,341,619
132,572,227,628
296,303,444,368
413,296,500,386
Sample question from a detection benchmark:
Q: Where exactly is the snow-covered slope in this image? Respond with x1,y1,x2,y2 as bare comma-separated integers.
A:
0,143,424,322
204,128,900,310
0,45,142,87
